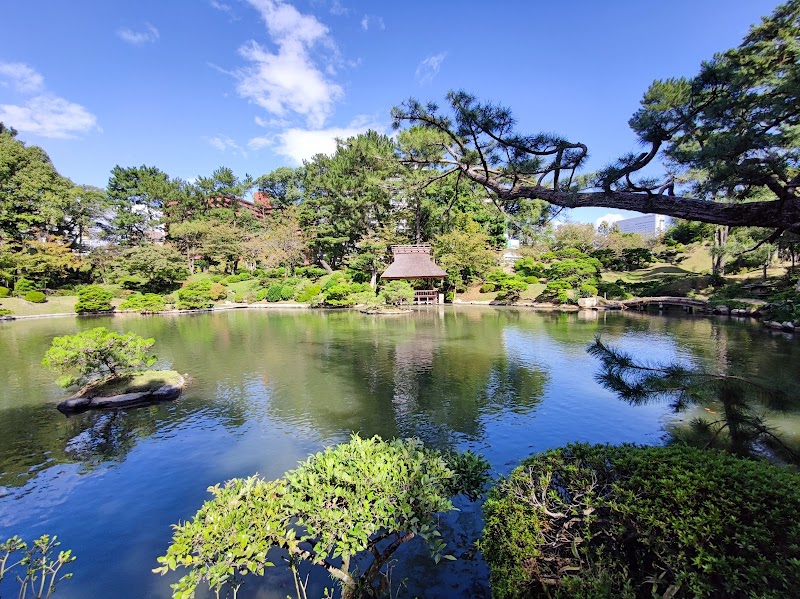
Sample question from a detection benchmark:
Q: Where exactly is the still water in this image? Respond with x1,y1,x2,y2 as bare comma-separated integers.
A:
1,308,798,598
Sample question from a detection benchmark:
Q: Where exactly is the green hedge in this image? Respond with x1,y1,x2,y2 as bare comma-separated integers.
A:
482,444,800,599
24,291,46,303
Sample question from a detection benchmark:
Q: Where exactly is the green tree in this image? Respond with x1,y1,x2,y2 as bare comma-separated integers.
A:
255,166,303,211
42,327,156,387
176,280,213,310
0,124,72,241
380,280,414,305
114,244,188,293
155,435,489,599
63,185,106,250
299,131,400,270
106,165,173,245
391,1,800,233
434,218,498,291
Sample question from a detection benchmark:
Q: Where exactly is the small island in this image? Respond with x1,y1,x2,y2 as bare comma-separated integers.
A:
42,327,186,414
58,369,185,414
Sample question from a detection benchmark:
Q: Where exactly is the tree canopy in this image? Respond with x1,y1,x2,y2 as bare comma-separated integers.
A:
391,0,800,234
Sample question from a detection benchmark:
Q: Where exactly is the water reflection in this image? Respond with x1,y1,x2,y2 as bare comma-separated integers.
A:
0,309,799,598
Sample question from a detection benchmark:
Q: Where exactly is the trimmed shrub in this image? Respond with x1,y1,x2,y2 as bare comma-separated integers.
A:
480,283,496,293
495,279,528,304
295,266,327,280
0,286,9,297
296,284,321,303
482,444,800,599
119,293,166,313
380,280,414,306
176,280,213,310
75,285,113,313
13,278,37,296
280,286,295,301
578,283,598,298
597,281,631,300
265,284,285,302
25,290,47,303
209,283,228,301
514,257,545,278
538,280,572,303
0,308,13,316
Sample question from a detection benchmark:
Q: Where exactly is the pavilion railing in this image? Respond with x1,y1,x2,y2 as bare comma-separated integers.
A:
413,290,438,305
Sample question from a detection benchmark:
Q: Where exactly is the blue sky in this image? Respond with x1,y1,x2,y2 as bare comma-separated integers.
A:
0,0,782,225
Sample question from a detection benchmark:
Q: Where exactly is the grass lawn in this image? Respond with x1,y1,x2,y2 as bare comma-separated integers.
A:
0,296,123,317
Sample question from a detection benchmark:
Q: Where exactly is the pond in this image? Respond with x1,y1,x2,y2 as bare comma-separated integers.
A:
1,308,798,598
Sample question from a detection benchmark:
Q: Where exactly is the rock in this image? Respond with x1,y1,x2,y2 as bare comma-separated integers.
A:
716,305,731,315
782,321,795,331
577,297,597,308
58,374,185,414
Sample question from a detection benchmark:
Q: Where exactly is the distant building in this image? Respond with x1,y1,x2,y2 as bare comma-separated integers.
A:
614,214,670,237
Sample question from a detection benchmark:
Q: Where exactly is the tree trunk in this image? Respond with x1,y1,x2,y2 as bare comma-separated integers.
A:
712,226,728,276
370,270,377,289
320,258,333,273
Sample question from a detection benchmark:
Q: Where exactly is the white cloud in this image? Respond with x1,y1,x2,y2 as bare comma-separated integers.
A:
593,213,626,229
415,52,446,84
0,95,98,139
267,118,386,164
116,23,160,45
360,15,385,31
329,0,349,16
210,0,233,13
207,135,247,156
0,62,44,93
248,135,273,150
236,0,343,128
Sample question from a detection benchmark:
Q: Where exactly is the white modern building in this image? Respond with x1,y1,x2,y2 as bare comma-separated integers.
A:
614,214,670,236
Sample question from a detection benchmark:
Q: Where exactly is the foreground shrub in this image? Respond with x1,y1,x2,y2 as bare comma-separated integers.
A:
482,444,800,599
24,290,46,303
119,293,167,313
0,286,9,297
156,435,490,599
74,285,113,313
0,534,76,599
176,280,213,310
42,327,156,387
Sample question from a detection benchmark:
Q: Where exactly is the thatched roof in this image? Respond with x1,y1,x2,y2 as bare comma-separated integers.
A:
381,245,447,280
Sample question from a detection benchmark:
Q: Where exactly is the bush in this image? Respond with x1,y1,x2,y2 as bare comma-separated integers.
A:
24,290,46,303
265,284,285,302
296,284,321,303
295,266,327,280
380,280,415,306
209,283,228,301
13,278,37,296
280,286,295,301
495,278,528,304
119,293,166,313
538,280,572,303
176,280,213,310
0,286,8,298
482,444,800,599
578,283,598,298
480,283,496,293
514,257,545,278
75,285,113,313
597,281,631,300
0,308,13,316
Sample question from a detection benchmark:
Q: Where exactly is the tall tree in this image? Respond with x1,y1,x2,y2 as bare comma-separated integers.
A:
106,165,172,245
299,131,400,270
391,1,800,234
255,166,303,211
0,124,72,241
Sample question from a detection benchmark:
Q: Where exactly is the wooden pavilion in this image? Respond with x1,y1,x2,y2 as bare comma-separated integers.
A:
380,245,447,304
